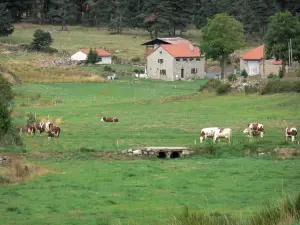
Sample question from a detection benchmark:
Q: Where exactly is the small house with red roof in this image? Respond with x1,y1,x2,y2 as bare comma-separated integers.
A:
240,45,286,77
70,48,113,64
143,37,205,81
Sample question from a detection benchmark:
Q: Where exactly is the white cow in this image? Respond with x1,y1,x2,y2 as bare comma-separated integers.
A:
213,128,232,143
200,127,219,143
285,127,297,142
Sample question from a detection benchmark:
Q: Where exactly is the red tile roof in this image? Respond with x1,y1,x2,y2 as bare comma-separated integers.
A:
80,49,112,57
241,45,264,60
160,44,202,57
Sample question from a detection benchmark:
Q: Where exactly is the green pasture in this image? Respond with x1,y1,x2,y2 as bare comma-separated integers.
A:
8,79,300,152
1,155,300,225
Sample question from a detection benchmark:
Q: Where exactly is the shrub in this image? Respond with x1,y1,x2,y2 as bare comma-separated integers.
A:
26,112,38,125
216,83,231,95
241,69,248,78
267,73,277,78
28,29,53,52
133,69,144,74
131,56,141,63
226,74,237,82
103,65,113,72
278,66,285,78
260,79,300,95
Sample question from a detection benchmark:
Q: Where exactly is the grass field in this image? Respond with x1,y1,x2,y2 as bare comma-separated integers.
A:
1,79,300,225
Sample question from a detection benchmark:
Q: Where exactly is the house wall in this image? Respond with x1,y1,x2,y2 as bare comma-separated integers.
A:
240,59,261,76
240,58,286,77
95,56,112,65
174,57,206,80
71,51,87,61
147,47,174,81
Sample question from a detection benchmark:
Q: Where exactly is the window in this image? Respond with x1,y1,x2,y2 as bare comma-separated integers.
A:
159,51,162,54
158,59,164,64
191,68,198,74
98,57,102,62
196,58,200,61
183,58,188,62
189,58,194,61
160,69,166,75
176,58,180,61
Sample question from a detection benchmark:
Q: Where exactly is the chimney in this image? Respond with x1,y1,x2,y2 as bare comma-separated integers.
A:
189,43,194,51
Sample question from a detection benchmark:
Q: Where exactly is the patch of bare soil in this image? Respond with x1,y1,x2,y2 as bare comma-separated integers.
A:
275,148,300,159
0,153,48,185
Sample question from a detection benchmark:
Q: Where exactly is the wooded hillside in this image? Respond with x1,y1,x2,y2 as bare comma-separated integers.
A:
1,0,300,38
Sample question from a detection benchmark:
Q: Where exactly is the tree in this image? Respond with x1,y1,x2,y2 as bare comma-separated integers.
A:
264,11,300,75
28,29,53,51
0,73,14,139
85,48,98,64
200,13,246,80
0,3,14,37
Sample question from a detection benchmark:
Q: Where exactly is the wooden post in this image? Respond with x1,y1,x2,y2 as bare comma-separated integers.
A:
194,140,196,145
116,140,119,148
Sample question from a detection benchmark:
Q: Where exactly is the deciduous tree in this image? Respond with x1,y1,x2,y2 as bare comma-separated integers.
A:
0,3,14,37
200,13,246,79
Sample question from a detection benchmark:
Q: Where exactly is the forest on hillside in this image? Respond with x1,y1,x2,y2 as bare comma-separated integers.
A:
0,0,299,38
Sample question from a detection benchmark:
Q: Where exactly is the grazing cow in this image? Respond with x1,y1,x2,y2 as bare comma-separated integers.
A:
36,121,53,134
200,127,219,143
47,124,61,140
285,127,297,142
243,123,264,138
213,128,232,143
101,117,119,122
26,124,36,135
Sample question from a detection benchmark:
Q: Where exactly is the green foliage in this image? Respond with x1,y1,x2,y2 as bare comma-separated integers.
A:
85,48,98,64
199,79,221,92
0,3,14,37
278,67,285,78
131,56,141,62
241,69,248,78
260,79,300,95
264,11,300,68
267,73,277,78
28,29,53,52
26,112,38,125
226,74,237,82
200,13,246,79
0,73,14,139
216,83,231,95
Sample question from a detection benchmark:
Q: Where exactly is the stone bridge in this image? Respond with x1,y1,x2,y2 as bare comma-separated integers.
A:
119,147,195,158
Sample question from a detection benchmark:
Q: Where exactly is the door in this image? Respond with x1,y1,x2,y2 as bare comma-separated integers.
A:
181,68,184,78
248,61,260,75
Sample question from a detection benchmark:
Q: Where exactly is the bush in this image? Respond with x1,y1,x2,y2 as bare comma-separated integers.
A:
103,65,113,72
28,29,53,52
131,56,141,63
241,69,248,78
267,73,277,78
133,69,144,74
278,67,285,78
226,74,237,82
216,83,231,95
199,79,221,92
260,79,300,95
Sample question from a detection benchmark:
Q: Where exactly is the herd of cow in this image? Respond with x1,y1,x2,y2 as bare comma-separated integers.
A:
200,123,298,143
26,121,60,139
26,120,298,144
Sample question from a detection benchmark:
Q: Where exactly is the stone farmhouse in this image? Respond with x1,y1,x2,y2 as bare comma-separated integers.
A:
141,37,206,81
240,45,287,77
70,48,112,64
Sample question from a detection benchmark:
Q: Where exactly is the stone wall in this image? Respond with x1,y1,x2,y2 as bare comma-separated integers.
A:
118,147,195,158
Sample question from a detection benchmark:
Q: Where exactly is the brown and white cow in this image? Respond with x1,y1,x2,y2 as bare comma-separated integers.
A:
243,123,264,138
213,128,232,143
101,117,119,122
200,127,219,143
36,121,53,134
285,127,297,142
47,124,61,140
26,124,36,135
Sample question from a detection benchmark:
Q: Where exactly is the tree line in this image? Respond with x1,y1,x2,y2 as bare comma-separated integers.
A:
1,0,300,38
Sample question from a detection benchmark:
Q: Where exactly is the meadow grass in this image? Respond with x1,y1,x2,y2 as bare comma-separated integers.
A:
7,79,300,152
1,154,300,225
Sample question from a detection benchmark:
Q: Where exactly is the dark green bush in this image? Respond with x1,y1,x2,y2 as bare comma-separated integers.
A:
260,79,300,95
267,73,277,78
226,74,237,82
278,67,285,78
216,83,231,95
28,29,53,52
241,69,248,78
103,65,113,72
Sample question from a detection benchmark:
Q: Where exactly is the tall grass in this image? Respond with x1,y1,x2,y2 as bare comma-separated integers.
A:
171,193,300,225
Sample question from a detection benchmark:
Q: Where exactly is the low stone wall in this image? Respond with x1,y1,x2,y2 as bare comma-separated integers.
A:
118,147,195,158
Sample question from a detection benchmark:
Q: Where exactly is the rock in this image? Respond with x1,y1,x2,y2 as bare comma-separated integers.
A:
0,157,3,161
2,156,7,160
127,149,133,153
121,150,127,154
128,153,133,156
133,149,142,155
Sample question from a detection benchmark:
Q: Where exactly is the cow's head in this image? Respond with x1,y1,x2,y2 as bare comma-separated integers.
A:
243,128,250,134
101,117,106,122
